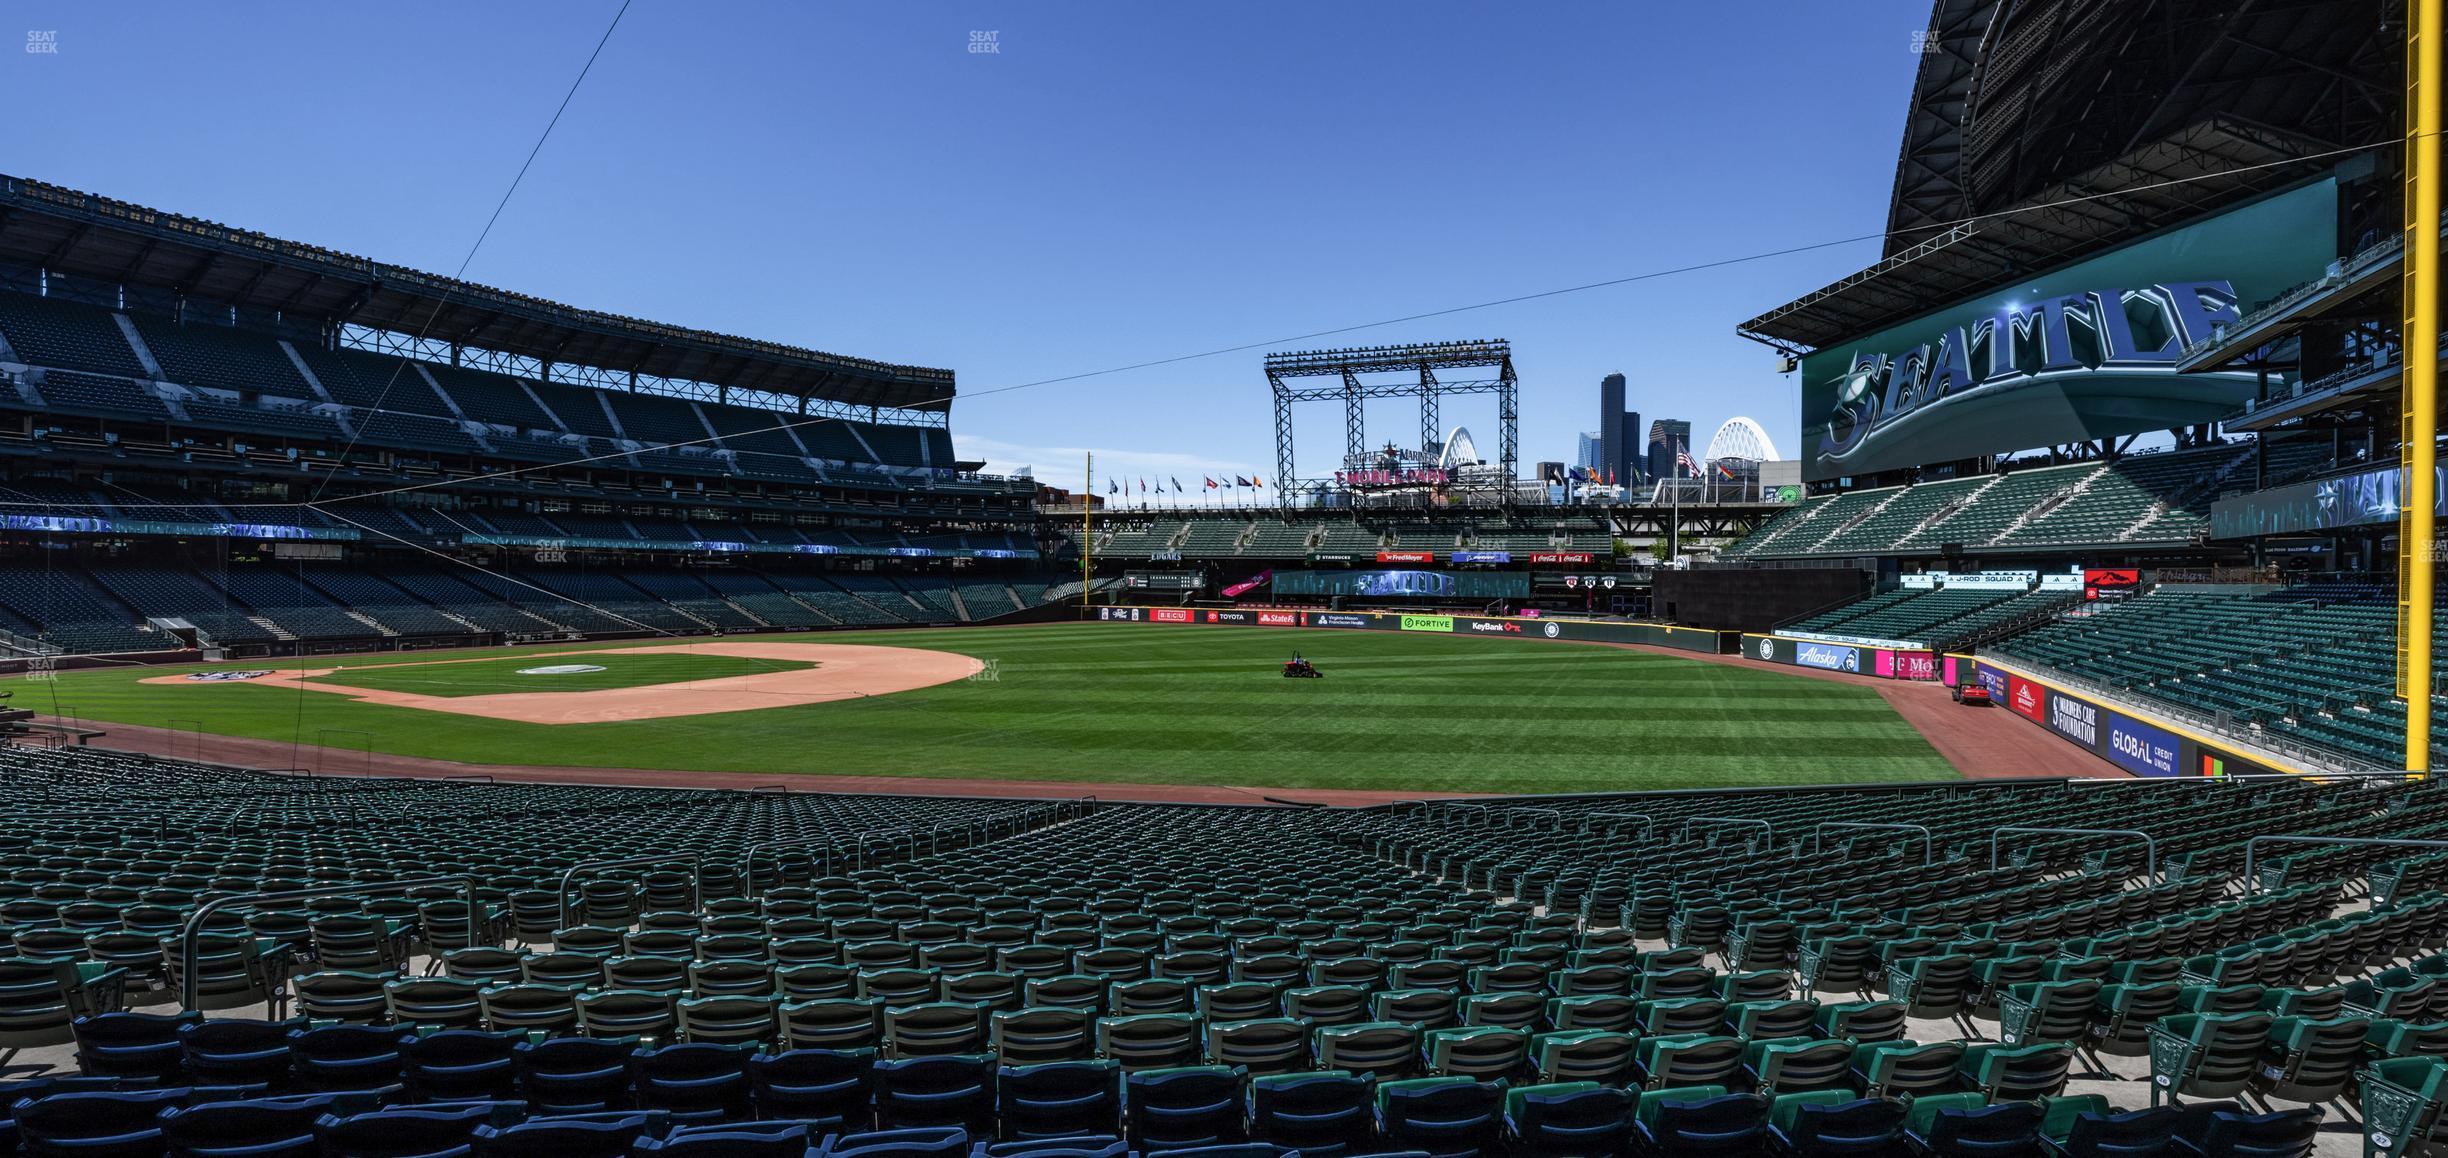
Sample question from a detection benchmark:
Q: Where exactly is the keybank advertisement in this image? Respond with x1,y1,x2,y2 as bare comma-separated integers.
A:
1801,179,2337,480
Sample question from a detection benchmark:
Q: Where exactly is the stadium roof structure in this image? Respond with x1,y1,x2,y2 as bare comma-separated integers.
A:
0,174,954,412
1742,0,2399,353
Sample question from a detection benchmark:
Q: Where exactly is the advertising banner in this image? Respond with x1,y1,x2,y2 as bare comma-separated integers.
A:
1464,619,1526,635
1256,611,1299,626
1149,608,1194,623
1097,606,1144,622
1450,550,1512,564
1876,650,1937,680
2046,691,2101,747
1272,570,1528,600
2083,568,2140,602
1202,610,1255,624
1307,612,1376,630
2206,462,2448,539
2105,712,2180,777
1977,664,2009,703
1792,641,1863,673
1801,179,2339,480
1529,552,1596,565
1376,551,1435,564
1400,615,1455,633
1220,571,1272,597
2007,675,2046,722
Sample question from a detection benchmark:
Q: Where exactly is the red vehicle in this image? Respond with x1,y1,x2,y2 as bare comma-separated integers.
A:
1283,655,1324,679
1952,683,1992,706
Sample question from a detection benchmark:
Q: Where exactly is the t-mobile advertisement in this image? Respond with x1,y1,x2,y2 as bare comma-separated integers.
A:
1875,650,1936,680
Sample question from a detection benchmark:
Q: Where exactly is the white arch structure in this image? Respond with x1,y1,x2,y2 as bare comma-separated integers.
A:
1705,416,1778,463
1437,425,1483,469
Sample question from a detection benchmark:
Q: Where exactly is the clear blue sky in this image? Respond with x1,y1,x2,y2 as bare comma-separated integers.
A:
3,1,1929,488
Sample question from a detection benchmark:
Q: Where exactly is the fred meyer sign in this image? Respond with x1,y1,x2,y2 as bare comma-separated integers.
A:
1802,179,2336,480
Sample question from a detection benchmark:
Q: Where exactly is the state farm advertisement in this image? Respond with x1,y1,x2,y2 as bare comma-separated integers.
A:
1256,611,1299,626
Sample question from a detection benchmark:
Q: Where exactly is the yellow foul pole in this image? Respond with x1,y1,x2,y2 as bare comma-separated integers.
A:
1082,451,1095,616
2406,0,2441,774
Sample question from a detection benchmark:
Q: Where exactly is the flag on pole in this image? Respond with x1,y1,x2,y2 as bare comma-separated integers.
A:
1108,480,1118,495
1171,476,1184,492
1254,476,1264,488
1140,477,1149,494
1204,477,1218,489
1235,475,1253,487
1677,450,1703,478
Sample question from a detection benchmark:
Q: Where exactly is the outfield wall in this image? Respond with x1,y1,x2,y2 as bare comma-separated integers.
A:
1092,606,1730,653
1739,633,1937,681
1954,654,2306,778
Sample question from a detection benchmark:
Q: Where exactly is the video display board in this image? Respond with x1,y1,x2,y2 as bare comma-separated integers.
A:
1801,179,2338,481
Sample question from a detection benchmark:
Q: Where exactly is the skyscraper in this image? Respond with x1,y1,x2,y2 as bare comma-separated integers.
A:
1647,418,1693,482
1595,374,1642,488
1575,432,1602,474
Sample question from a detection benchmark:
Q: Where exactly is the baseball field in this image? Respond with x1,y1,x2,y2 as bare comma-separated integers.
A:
15,622,1955,793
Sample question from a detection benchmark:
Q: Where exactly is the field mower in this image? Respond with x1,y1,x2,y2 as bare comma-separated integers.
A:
1283,656,1323,679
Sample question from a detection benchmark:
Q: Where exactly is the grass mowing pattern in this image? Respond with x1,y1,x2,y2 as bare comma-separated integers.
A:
315,651,809,698
23,623,1955,792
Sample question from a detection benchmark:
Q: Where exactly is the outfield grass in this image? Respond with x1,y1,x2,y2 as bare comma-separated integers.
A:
315,651,810,698
20,624,1956,793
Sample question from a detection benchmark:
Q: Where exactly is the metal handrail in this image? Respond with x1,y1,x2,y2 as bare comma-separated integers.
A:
1680,816,1773,845
558,855,706,928
739,838,842,889
1990,826,2157,882
2242,836,2448,893
1510,808,1570,828
1438,802,1497,826
1813,821,1934,864
1584,811,1657,840
178,875,478,1012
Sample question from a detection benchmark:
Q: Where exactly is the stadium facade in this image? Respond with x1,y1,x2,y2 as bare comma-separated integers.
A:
0,174,1064,662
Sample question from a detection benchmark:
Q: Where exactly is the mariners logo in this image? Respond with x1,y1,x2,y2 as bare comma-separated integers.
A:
1542,623,1560,638
1757,639,1773,659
